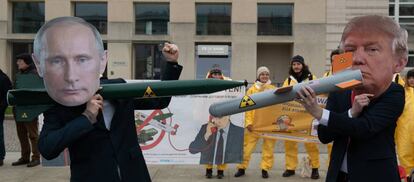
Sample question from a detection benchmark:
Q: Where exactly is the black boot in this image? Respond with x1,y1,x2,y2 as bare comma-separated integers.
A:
311,168,320,179
262,169,269,178
205,168,213,179
234,168,245,177
282,169,295,177
217,170,224,179
27,159,40,167
11,158,30,166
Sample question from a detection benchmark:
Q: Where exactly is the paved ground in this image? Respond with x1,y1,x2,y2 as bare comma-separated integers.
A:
2,119,329,182
1,152,328,182
4,119,20,152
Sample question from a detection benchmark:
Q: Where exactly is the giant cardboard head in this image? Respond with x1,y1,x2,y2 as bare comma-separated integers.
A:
32,17,107,106
340,15,408,97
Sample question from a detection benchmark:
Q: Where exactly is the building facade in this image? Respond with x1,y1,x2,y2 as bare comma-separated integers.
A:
0,0,412,85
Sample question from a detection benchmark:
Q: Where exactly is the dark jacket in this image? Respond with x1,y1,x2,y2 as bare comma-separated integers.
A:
39,62,182,182
189,122,244,164
13,65,40,122
0,70,12,112
318,83,404,182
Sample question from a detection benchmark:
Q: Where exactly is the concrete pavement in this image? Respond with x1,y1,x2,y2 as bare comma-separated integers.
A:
2,119,328,181
0,152,328,182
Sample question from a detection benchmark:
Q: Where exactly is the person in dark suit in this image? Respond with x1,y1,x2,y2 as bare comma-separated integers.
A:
296,15,409,182
32,17,182,182
189,116,244,179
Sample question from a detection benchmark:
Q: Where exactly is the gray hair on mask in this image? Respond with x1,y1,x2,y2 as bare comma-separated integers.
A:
340,15,408,61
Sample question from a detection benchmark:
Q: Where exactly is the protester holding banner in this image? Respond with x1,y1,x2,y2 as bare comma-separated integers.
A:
395,69,414,178
282,55,320,179
202,67,230,179
234,66,277,179
206,66,230,81
297,15,408,182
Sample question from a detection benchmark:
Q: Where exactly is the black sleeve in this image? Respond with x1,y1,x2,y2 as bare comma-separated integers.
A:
133,62,183,110
317,92,341,144
327,85,404,139
189,125,212,154
38,107,94,160
0,74,12,110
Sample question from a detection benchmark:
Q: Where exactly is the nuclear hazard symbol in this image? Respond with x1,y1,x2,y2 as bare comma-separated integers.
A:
143,86,156,97
239,95,256,108
339,57,346,63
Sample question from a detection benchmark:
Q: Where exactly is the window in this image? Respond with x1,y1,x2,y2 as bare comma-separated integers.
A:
195,44,232,79
74,3,107,34
134,44,165,79
12,2,45,33
389,0,414,35
257,4,293,35
408,50,414,67
196,4,231,35
135,3,169,35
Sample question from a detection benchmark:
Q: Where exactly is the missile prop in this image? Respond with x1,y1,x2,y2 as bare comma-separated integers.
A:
209,69,362,117
8,79,247,106
8,79,247,121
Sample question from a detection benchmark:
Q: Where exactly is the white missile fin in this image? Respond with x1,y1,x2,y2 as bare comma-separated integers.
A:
239,95,256,108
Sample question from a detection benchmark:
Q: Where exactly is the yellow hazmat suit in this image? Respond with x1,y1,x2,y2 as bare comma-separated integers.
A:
236,82,277,171
394,74,414,176
205,71,229,171
282,75,320,170
393,73,406,86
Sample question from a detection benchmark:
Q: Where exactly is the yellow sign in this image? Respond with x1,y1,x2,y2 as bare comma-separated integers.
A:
251,96,327,143
143,86,156,97
239,95,256,108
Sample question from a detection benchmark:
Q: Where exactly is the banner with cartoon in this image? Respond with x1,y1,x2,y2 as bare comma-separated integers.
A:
135,87,245,164
251,96,327,143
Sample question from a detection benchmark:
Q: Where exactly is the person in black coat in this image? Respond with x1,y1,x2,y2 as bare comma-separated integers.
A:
295,15,409,182
32,17,182,182
0,69,12,166
12,53,41,167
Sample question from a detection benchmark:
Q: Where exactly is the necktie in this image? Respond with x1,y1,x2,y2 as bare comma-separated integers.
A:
215,129,224,165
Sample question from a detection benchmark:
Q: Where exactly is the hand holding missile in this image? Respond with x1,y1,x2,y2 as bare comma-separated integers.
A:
82,94,103,124
296,86,323,120
162,43,179,63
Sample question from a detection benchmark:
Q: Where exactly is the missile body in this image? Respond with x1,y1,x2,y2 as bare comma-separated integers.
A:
8,79,246,122
7,79,247,106
209,69,362,117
